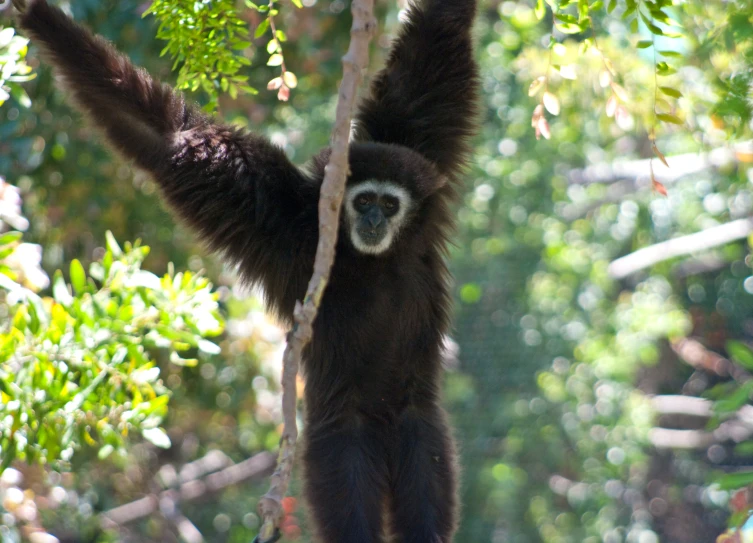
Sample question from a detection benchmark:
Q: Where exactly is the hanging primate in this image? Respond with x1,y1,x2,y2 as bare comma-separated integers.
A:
14,0,479,540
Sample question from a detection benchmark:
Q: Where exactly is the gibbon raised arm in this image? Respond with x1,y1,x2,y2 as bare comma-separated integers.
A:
15,0,318,317
354,0,478,177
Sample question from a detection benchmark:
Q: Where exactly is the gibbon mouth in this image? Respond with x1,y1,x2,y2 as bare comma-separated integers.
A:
358,228,386,245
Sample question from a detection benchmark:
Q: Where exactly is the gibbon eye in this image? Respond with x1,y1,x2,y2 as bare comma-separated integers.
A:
384,201,395,210
356,196,369,207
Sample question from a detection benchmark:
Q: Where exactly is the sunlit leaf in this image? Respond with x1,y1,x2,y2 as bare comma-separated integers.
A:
558,65,577,80
142,427,172,449
267,39,280,54
535,0,546,20
728,341,753,370
609,81,629,102
543,92,560,115
659,86,683,98
254,18,270,38
537,116,551,140
606,94,618,117
528,76,546,97
656,113,683,125
267,76,283,90
283,71,298,89
70,259,86,294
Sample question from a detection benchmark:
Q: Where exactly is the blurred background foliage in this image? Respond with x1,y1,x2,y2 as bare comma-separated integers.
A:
0,0,752,541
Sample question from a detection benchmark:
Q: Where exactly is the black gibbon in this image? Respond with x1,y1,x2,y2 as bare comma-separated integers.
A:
14,0,479,540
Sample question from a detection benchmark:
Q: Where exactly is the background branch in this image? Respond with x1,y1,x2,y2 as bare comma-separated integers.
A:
100,451,275,530
607,218,753,280
255,1,376,541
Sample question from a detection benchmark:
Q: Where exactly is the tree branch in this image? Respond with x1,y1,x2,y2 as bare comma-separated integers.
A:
608,218,753,280
100,451,275,529
649,395,753,449
671,337,752,382
255,1,376,541
567,146,739,186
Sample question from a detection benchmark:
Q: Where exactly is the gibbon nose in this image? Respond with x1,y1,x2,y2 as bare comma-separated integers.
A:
365,209,383,228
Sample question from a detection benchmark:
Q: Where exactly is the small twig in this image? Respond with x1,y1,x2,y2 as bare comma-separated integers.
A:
254,0,376,540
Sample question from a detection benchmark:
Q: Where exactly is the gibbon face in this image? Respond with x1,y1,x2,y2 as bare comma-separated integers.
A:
344,181,412,255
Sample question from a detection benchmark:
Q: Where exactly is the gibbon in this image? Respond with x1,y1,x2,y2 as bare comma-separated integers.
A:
14,0,479,540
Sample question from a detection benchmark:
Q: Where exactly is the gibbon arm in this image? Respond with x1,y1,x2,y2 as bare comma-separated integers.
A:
354,0,479,178
17,0,317,312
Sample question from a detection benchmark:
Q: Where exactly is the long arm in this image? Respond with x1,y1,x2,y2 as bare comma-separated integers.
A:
353,0,479,178
16,0,317,317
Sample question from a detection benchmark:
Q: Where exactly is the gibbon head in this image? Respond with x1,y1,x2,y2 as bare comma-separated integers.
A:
344,180,411,254
339,143,448,256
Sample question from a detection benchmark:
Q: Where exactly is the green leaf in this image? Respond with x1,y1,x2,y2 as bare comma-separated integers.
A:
715,381,753,415
658,50,682,58
9,86,31,108
658,86,682,98
656,113,683,124
636,40,653,49
267,39,280,54
554,22,584,34
716,470,753,491
52,270,73,306
577,0,588,20
105,231,122,257
656,61,677,75
0,28,15,49
254,18,270,39
0,231,22,247
640,11,664,35
198,339,221,354
267,53,284,66
170,352,198,367
535,0,546,20
728,341,753,370
98,444,115,460
70,259,86,294
607,0,616,12
554,13,578,23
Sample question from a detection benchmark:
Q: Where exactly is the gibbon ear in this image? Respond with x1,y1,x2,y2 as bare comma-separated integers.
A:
410,169,449,200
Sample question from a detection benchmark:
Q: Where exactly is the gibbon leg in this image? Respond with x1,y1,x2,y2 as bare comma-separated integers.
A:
302,421,389,543
389,407,458,543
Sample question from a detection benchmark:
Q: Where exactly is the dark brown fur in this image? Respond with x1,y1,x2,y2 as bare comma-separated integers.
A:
17,0,479,540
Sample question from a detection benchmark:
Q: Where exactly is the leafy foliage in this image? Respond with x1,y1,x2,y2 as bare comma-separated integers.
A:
0,232,224,468
143,0,257,109
0,25,34,108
